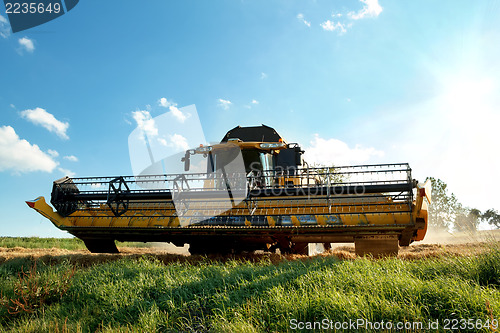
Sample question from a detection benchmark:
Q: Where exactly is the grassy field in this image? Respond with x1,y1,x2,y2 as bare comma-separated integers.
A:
0,237,87,251
1,239,500,332
0,237,151,251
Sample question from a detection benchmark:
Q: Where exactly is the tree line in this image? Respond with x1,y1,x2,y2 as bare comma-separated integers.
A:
426,177,500,232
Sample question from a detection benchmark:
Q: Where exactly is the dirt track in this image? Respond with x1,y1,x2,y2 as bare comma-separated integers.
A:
2,230,498,265
0,241,494,267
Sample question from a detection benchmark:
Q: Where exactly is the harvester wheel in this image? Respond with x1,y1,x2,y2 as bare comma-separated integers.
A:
189,243,209,255
354,236,398,258
83,239,119,253
291,242,309,255
188,242,231,255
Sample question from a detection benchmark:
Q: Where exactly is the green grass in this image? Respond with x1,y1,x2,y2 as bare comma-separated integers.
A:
1,245,500,332
0,237,152,250
0,237,87,250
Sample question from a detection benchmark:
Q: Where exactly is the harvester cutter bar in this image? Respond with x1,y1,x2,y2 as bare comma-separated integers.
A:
55,182,411,202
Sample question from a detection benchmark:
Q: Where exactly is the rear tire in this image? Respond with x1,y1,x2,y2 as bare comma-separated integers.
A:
83,239,119,253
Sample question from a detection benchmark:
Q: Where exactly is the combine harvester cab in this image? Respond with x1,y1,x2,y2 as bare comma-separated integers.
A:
27,125,431,257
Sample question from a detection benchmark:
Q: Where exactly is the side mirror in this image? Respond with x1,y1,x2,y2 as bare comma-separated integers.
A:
181,151,191,171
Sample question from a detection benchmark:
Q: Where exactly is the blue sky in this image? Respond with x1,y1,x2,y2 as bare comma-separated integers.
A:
1,0,499,237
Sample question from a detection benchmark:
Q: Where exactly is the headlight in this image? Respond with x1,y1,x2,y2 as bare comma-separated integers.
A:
260,143,285,149
195,146,213,153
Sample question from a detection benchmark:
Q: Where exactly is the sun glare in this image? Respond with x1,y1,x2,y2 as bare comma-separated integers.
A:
439,74,496,128
430,71,500,210
443,76,494,110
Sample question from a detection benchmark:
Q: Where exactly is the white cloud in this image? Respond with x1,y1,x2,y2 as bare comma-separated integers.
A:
244,100,259,109
303,134,384,166
218,99,232,110
0,14,10,39
157,134,189,150
297,13,311,27
18,37,35,52
58,167,75,177
64,155,78,162
20,107,69,139
319,1,380,35
170,134,189,151
348,0,383,20
321,20,333,30
0,126,58,173
158,97,177,108
320,20,347,34
157,98,188,122
169,105,188,123
132,110,158,138
48,149,59,158
260,72,268,80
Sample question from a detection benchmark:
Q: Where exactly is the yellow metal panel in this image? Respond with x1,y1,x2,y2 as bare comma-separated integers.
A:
27,196,70,227
169,217,180,227
315,215,326,225
128,213,149,227
91,215,112,227
266,216,276,226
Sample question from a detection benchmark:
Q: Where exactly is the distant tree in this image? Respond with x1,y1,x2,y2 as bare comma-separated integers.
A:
481,209,500,228
453,206,481,233
426,177,500,232
426,177,459,230
310,163,346,184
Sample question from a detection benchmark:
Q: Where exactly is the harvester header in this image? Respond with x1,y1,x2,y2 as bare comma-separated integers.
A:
27,125,431,256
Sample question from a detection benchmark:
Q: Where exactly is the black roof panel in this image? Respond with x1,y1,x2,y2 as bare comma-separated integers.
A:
220,125,285,143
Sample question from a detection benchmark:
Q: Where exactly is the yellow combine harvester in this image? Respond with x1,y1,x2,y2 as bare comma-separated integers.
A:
27,125,431,256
